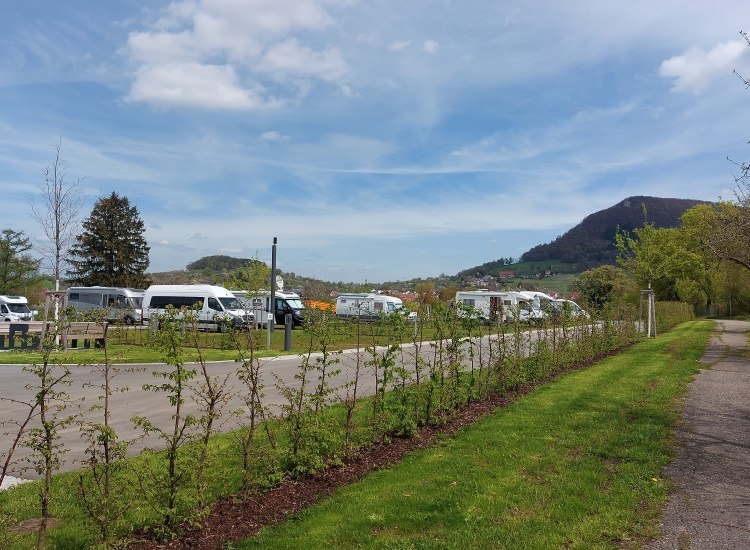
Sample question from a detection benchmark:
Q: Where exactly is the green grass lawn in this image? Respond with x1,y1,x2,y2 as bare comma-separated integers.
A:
240,321,712,549
0,318,509,365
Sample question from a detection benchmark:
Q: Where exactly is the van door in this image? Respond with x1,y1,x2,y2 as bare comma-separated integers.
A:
275,298,288,325
206,297,223,329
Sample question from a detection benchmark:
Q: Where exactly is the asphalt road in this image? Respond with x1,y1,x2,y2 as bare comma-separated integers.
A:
1,329,538,481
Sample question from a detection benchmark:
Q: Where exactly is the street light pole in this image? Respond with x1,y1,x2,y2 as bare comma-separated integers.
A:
267,237,277,350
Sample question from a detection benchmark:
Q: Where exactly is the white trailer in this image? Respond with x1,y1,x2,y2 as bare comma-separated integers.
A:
335,293,408,320
67,286,145,324
0,295,34,322
142,284,253,331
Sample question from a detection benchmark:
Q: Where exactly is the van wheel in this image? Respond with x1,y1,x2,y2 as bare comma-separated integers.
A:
124,316,135,325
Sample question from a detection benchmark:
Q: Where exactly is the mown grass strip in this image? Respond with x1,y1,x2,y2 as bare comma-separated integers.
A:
239,320,713,549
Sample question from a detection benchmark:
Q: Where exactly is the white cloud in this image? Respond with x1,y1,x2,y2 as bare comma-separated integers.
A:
124,0,347,109
423,39,439,54
660,39,749,93
126,63,280,110
261,130,288,141
257,38,347,81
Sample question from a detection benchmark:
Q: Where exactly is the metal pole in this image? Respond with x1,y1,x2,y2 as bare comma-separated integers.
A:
267,237,277,351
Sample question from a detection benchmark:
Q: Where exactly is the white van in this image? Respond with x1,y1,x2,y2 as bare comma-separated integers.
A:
336,293,411,320
142,285,253,331
67,286,145,324
0,295,34,322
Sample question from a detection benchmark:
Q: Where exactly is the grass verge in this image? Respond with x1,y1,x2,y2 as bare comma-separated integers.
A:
239,320,713,549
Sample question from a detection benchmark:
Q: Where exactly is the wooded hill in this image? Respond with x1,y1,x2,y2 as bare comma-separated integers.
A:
460,196,707,279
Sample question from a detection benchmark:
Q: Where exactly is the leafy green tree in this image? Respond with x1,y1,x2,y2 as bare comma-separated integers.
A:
0,228,40,294
573,265,637,310
670,205,727,314
616,220,682,300
224,258,270,296
67,192,150,287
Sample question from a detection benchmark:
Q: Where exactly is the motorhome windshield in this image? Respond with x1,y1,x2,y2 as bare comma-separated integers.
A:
131,297,143,307
286,299,305,310
219,297,243,311
8,304,31,313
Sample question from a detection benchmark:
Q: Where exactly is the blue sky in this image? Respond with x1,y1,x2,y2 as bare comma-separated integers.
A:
1,1,749,283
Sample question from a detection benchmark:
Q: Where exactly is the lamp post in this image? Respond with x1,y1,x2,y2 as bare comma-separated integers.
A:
267,237,277,350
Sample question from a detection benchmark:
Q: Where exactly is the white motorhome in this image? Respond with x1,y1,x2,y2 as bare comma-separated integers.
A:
454,290,536,323
335,293,409,320
551,299,589,320
0,295,34,322
142,285,253,331
67,286,145,324
231,290,306,328
517,291,556,323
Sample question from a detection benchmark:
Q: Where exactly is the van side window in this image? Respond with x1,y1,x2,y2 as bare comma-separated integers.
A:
208,298,222,311
70,292,80,300
82,293,101,305
1,305,8,313
150,296,203,309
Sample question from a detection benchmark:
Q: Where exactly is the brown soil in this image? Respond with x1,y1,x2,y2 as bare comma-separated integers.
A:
128,352,613,550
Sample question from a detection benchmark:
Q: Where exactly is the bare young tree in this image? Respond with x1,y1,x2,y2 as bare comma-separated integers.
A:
31,138,84,294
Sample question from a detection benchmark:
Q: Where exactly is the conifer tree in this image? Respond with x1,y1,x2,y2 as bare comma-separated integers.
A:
0,228,40,294
67,192,150,287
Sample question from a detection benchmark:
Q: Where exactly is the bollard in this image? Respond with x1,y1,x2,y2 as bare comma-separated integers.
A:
284,313,293,351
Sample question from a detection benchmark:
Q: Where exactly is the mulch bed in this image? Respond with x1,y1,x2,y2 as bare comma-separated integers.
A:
128,351,615,549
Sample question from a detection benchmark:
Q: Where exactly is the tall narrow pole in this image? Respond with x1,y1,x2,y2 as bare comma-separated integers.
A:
267,237,277,350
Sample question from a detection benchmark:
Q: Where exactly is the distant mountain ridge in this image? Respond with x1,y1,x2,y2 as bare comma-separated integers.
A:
458,196,708,280
521,196,707,270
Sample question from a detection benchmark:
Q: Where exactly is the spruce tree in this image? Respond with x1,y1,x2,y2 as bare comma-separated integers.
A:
0,228,40,294
67,192,150,287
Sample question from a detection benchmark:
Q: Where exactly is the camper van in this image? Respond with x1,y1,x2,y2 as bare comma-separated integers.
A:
231,290,306,328
0,295,34,322
67,287,145,324
335,293,410,321
454,290,536,323
142,284,253,331
517,291,556,323
551,299,589,320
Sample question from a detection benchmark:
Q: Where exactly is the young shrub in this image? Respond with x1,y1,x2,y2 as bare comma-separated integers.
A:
130,306,199,539
77,313,133,547
19,314,81,550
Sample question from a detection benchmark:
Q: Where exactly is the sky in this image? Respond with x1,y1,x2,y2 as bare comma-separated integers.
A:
1,1,749,283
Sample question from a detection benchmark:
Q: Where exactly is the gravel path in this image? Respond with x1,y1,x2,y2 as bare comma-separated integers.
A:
647,319,750,549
